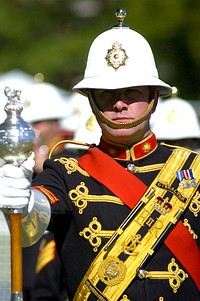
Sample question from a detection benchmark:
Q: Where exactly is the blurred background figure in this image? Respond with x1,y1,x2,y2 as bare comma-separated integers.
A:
62,92,101,157
151,87,200,152
23,78,74,176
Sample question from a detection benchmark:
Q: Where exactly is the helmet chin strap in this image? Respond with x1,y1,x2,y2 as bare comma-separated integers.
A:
88,94,155,129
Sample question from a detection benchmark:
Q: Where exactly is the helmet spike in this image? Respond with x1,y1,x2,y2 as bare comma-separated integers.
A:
113,8,129,28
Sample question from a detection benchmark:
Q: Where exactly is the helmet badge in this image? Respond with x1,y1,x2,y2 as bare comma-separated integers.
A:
105,42,128,70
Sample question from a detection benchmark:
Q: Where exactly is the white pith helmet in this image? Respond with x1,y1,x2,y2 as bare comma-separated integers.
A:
22,82,72,123
73,8,172,97
151,94,200,140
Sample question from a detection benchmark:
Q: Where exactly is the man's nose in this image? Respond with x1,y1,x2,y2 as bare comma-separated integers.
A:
113,94,128,111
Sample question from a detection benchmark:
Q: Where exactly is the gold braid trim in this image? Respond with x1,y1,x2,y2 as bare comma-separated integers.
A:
48,139,93,159
35,239,56,274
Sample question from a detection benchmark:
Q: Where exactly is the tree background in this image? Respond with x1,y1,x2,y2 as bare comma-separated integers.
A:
0,0,200,99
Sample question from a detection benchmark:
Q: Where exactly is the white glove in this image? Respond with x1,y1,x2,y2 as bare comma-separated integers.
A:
0,152,35,210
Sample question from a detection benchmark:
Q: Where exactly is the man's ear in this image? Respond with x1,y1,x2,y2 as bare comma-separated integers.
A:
152,88,160,113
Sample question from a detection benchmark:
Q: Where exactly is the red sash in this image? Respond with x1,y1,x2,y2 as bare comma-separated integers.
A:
78,147,200,290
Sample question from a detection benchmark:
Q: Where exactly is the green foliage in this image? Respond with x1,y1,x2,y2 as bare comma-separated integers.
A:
0,0,200,98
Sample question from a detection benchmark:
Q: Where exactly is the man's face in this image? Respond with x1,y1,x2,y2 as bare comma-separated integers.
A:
91,86,153,145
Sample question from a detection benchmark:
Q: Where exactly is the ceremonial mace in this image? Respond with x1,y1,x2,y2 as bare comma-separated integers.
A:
0,87,35,301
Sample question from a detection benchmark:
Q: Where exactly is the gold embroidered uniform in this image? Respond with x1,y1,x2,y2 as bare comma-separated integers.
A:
32,133,200,301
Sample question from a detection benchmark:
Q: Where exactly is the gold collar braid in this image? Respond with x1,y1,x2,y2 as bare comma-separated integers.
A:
88,94,155,129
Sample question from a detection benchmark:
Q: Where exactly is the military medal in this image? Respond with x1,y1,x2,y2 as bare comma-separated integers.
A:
176,169,197,188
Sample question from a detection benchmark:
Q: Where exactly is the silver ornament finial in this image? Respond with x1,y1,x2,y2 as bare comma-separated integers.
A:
0,86,35,165
4,86,21,101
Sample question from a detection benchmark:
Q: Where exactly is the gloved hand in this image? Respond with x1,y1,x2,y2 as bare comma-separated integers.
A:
0,152,35,209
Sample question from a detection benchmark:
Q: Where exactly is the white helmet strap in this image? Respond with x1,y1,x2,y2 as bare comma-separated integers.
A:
88,92,155,129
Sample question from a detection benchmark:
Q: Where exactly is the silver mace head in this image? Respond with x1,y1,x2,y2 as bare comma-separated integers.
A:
0,86,35,165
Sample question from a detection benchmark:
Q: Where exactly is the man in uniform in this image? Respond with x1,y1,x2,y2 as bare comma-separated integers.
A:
0,8,199,301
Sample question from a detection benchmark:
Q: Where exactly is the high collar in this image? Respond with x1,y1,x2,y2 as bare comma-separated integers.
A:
98,131,158,161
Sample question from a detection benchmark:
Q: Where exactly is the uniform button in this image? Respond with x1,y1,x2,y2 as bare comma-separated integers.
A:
127,163,136,172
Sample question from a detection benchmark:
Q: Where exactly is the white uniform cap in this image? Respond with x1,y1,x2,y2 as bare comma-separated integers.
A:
60,92,87,132
22,82,72,123
62,93,101,149
151,97,200,140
